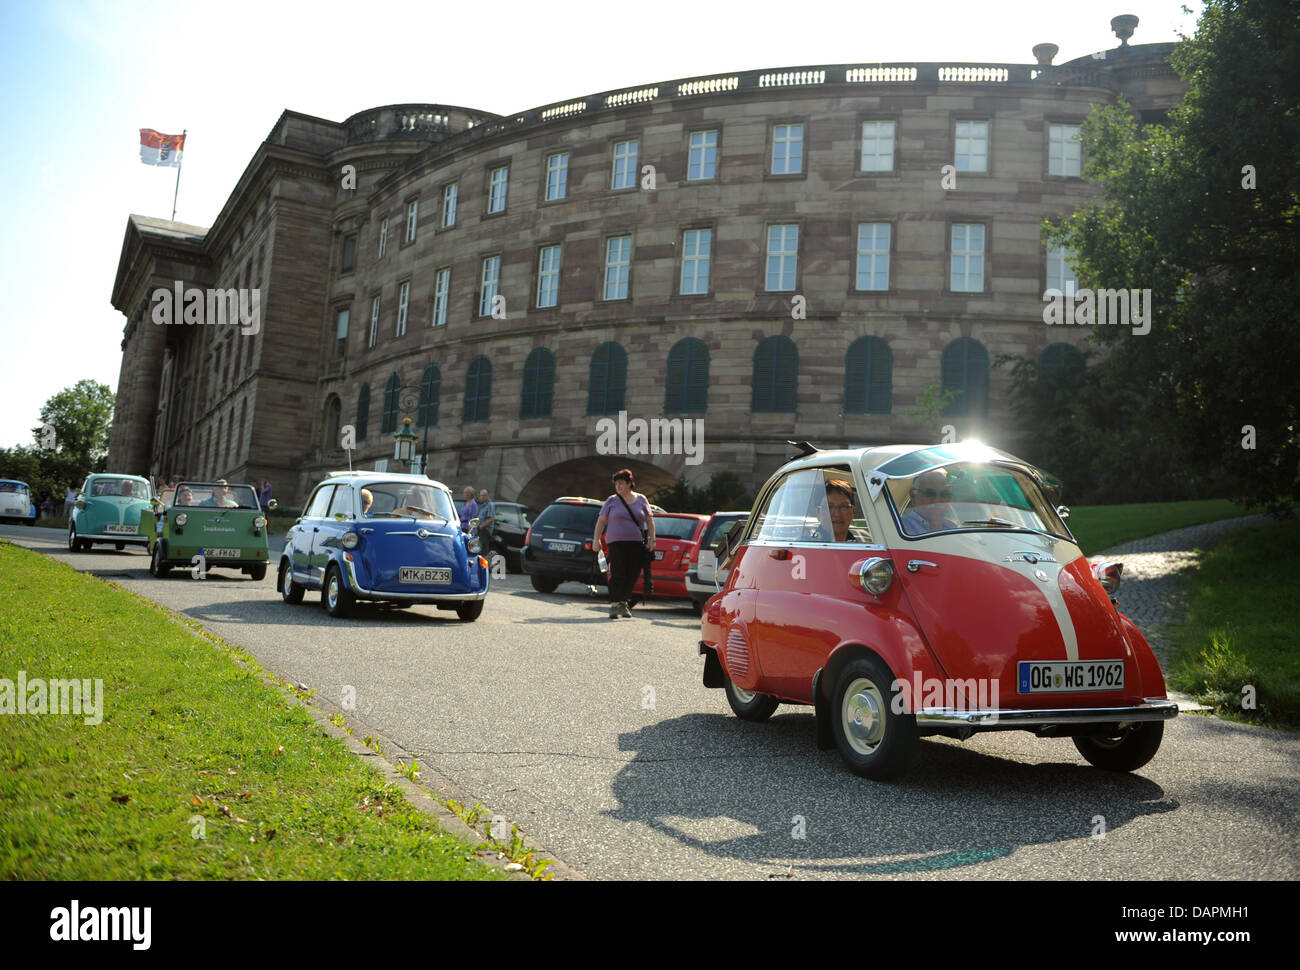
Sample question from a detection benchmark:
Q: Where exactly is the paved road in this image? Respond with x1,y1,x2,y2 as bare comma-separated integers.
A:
5,523,1298,880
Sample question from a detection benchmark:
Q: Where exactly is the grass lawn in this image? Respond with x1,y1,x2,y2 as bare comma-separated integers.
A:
0,539,503,880
1165,520,1300,730
1066,499,1249,556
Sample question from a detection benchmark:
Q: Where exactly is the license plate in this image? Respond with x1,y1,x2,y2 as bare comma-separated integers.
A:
1018,660,1125,693
203,548,240,558
546,541,577,553
105,524,137,534
5,507,22,515
400,566,451,584
654,550,665,560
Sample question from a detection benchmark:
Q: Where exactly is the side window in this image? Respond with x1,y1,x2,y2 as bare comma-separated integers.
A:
305,486,335,518
328,486,354,519
751,467,869,543
496,506,517,526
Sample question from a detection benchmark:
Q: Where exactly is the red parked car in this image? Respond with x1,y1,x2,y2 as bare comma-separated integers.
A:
699,441,1177,780
628,512,709,603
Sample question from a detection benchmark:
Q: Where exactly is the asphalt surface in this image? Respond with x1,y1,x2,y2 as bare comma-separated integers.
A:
5,523,1298,880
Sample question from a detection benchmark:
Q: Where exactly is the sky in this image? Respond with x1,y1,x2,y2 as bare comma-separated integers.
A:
0,0,1201,449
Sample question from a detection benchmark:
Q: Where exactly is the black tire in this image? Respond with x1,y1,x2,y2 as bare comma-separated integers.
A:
530,575,560,594
114,542,125,551
690,597,706,616
323,564,354,618
723,673,780,722
278,559,304,604
248,563,267,581
456,600,484,622
505,549,522,573
150,541,171,578
1073,721,1164,772
67,524,83,553
829,655,918,780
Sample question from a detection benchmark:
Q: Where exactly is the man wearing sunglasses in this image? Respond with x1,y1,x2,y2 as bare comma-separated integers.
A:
899,469,960,536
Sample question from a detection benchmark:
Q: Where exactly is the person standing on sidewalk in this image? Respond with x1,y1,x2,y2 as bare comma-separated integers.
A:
593,468,655,619
459,487,479,532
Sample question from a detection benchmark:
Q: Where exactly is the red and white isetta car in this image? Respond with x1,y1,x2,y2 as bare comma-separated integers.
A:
699,441,1177,779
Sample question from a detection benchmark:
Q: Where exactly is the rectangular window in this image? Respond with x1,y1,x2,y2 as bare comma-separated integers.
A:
488,167,508,213
334,309,349,358
856,223,891,291
860,120,895,172
341,233,356,274
396,280,410,335
405,200,418,242
368,296,380,347
950,224,985,292
378,218,388,259
688,130,717,180
765,224,798,291
680,228,711,295
604,235,631,300
955,120,989,172
545,152,568,200
442,183,458,227
771,124,804,175
612,139,638,190
432,268,450,326
479,256,500,316
1046,245,1078,295
536,246,561,308
1048,124,1082,177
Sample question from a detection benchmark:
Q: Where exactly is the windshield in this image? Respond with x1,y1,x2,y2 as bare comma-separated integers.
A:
88,478,149,499
0,483,29,497
537,505,601,531
171,483,259,509
885,462,1069,539
358,481,456,520
654,517,704,540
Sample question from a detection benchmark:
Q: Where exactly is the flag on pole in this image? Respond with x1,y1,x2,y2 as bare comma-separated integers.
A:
139,129,186,167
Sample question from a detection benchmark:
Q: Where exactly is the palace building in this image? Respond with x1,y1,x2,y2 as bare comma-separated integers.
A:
108,15,1184,508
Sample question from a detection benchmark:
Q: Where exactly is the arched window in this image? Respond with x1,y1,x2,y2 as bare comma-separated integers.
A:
381,372,401,434
521,348,555,419
324,395,342,451
941,338,989,418
752,336,798,413
463,356,492,423
587,342,627,415
356,384,370,441
1038,342,1085,376
845,336,892,414
418,364,441,428
665,338,708,413
1036,342,1086,407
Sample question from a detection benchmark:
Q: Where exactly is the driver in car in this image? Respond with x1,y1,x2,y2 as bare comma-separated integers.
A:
402,485,436,515
200,480,239,508
899,469,961,536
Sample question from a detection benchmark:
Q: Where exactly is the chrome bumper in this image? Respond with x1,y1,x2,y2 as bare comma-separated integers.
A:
343,557,488,602
915,699,1178,727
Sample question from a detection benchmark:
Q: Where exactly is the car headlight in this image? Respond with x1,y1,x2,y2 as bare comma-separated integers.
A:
174,513,187,527
857,557,894,595
254,516,267,529
467,536,481,553
342,531,359,550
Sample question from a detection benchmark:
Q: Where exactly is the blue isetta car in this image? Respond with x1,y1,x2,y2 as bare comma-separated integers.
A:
279,471,489,620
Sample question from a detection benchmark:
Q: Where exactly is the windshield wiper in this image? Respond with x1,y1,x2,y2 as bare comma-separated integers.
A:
961,518,1068,541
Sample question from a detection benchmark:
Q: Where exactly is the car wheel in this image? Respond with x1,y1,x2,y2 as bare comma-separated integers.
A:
505,549,522,573
150,541,171,578
114,542,125,551
530,575,559,594
67,524,83,552
690,597,706,616
323,564,354,618
248,563,267,581
723,674,780,722
1073,721,1164,772
829,655,918,780
278,560,305,604
456,600,484,622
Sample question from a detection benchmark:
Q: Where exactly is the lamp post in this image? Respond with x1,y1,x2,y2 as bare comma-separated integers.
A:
392,417,418,471
393,384,433,475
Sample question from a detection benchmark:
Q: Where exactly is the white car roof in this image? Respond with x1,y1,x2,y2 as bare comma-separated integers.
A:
323,471,452,492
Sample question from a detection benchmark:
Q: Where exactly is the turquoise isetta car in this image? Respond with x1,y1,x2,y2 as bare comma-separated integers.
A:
67,474,154,551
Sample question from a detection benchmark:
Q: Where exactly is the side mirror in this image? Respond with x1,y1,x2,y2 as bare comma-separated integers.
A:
267,499,278,511
468,516,480,532
1056,505,1071,523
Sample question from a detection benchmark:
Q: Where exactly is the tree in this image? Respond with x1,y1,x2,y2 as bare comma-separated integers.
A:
37,379,114,472
1044,0,1299,514
652,471,756,513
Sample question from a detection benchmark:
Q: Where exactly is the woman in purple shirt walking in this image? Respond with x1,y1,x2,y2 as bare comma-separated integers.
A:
592,468,655,619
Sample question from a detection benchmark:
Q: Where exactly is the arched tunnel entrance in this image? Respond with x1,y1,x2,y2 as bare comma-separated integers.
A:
515,456,678,511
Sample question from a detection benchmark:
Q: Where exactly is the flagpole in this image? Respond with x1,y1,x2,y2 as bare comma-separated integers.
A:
170,129,186,221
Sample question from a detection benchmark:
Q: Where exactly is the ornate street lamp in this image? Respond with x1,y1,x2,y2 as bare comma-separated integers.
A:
393,384,434,475
393,417,418,469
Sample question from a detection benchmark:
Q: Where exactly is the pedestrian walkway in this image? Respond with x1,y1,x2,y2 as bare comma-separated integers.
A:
1093,514,1273,704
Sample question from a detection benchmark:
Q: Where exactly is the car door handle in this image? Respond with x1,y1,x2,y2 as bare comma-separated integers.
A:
906,560,938,573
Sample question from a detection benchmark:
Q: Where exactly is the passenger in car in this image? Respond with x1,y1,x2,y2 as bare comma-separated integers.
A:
360,488,374,516
824,479,860,542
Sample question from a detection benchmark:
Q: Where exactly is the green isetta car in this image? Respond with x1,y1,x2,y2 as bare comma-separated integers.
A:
142,481,274,580
68,474,154,551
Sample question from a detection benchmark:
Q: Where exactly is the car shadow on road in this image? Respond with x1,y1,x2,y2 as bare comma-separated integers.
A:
606,712,1178,876
182,597,474,627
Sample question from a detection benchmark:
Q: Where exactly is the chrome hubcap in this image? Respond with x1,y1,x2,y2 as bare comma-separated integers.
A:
282,567,291,595
843,678,886,753
328,576,338,607
732,684,757,704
